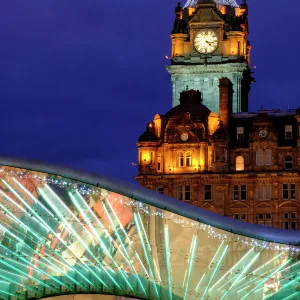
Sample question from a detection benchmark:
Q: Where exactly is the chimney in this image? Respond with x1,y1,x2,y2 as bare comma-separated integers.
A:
219,78,233,128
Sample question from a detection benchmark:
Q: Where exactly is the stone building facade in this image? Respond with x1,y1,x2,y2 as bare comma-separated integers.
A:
135,0,300,230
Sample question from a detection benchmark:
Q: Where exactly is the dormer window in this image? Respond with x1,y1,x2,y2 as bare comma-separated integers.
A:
237,127,244,141
285,125,293,139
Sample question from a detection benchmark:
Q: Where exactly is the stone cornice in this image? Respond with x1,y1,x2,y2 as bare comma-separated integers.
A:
166,63,248,76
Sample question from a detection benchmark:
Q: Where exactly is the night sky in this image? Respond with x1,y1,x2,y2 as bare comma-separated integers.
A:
0,0,299,183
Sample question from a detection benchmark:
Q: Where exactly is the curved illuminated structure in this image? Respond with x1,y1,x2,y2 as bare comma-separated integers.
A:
0,159,300,300
184,0,239,9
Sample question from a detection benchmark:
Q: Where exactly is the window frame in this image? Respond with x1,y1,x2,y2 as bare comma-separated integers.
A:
204,185,212,201
177,186,191,202
256,149,263,166
233,185,247,201
156,186,164,194
284,155,293,170
282,183,296,200
265,149,272,166
237,126,244,141
236,156,245,171
285,125,293,140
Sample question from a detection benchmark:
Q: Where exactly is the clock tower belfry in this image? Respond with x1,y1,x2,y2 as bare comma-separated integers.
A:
167,0,252,114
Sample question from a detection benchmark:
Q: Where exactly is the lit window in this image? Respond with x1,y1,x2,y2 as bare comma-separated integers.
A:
204,185,211,201
285,125,293,139
265,149,272,166
186,152,192,167
177,152,192,167
283,183,296,200
284,155,293,170
233,185,247,201
256,149,263,166
177,153,184,167
236,156,244,171
156,186,164,194
237,127,244,141
177,186,191,202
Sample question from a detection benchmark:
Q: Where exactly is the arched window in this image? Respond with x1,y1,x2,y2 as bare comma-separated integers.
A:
177,153,184,167
265,149,272,166
256,149,263,166
285,155,293,170
186,152,192,167
236,156,244,171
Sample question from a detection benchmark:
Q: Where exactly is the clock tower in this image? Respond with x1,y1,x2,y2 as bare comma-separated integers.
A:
167,0,252,114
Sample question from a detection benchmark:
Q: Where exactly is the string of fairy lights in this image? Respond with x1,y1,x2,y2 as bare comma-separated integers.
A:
0,167,300,255
0,167,299,299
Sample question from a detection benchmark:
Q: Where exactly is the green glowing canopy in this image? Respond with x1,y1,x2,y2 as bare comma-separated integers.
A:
0,159,299,299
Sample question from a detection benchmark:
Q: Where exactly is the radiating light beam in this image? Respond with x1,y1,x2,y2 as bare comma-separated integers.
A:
240,258,292,300
69,192,135,293
134,212,159,298
101,201,147,296
209,247,255,292
220,252,260,300
164,224,173,300
201,245,228,300
184,234,197,300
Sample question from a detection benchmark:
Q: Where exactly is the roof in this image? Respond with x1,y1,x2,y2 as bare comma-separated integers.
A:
1,156,300,246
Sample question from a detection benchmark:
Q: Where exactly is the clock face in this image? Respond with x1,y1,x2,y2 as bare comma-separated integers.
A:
194,29,218,54
180,132,189,141
259,130,268,138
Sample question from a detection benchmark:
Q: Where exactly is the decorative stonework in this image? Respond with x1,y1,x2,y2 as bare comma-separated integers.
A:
167,63,248,113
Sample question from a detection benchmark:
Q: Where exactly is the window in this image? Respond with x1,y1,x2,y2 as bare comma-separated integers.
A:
284,155,293,170
282,183,296,200
257,184,272,201
233,185,247,200
233,213,247,221
237,127,244,141
266,184,271,200
177,186,191,202
257,213,272,227
157,154,161,172
236,156,244,171
224,149,228,162
204,185,212,201
156,186,164,194
186,152,191,167
177,153,184,167
285,125,293,139
265,149,272,166
256,149,263,166
283,212,297,230
257,185,263,201
177,152,192,167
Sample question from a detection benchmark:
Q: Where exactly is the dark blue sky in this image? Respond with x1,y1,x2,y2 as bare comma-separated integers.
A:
0,0,299,183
